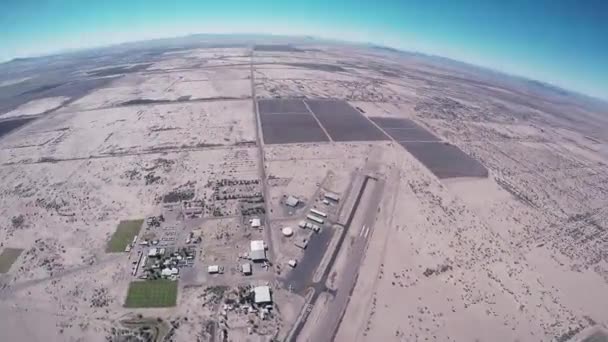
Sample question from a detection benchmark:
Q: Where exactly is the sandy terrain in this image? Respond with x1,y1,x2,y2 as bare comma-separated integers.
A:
0,96,69,118
0,37,607,341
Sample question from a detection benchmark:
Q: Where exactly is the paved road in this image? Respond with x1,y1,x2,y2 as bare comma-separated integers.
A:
249,47,275,261
288,174,378,341
315,178,384,342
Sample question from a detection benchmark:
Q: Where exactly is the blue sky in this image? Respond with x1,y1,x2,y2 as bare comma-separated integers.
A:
1,0,607,99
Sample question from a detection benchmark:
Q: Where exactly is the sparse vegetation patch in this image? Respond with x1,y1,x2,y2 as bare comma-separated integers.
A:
106,219,143,253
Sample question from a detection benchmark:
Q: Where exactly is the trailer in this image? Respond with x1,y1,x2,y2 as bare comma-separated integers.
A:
309,208,327,218
324,192,340,202
294,239,308,249
306,214,324,224
208,265,224,274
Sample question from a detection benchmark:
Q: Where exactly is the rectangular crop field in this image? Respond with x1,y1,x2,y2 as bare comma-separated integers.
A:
124,280,178,308
370,117,441,142
370,116,487,178
400,141,488,179
258,99,309,114
260,112,329,144
305,100,388,141
0,248,23,273
106,219,143,253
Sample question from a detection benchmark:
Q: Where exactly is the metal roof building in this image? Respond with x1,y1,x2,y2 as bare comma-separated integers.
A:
250,250,266,261
285,196,299,207
250,240,267,262
324,192,340,202
254,285,272,304
241,263,252,275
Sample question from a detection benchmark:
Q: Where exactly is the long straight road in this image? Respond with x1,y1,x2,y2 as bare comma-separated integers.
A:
249,46,275,261
288,174,383,342
312,177,384,342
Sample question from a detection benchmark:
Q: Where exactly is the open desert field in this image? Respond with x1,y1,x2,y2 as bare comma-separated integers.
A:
0,36,607,342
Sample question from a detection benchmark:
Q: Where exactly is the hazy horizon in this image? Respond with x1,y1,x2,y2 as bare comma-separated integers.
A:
1,0,606,100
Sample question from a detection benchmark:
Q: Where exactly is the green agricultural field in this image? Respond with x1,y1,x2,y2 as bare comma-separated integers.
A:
0,248,23,273
124,280,178,308
106,219,144,253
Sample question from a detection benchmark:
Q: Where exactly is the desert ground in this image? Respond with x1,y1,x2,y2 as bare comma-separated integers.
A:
0,35,607,342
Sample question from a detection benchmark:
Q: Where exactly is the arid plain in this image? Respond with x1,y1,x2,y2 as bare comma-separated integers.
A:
0,37,607,342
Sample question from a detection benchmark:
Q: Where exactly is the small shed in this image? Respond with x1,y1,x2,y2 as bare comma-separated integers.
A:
241,263,252,275
324,192,340,202
254,286,272,304
295,239,308,249
208,265,220,274
250,218,261,228
285,196,299,207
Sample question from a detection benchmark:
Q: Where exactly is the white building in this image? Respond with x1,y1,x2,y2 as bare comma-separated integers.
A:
241,263,252,275
254,285,272,304
250,218,261,228
324,192,340,202
310,208,327,218
285,196,299,207
250,240,266,262
306,214,324,224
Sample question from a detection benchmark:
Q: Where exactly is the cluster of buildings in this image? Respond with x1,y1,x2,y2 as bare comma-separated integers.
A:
206,239,268,276
137,247,196,280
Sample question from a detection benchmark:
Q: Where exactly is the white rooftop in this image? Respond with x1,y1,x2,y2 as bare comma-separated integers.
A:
254,285,272,304
250,249,266,261
285,196,299,207
250,240,265,252
251,218,261,228
324,192,340,201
